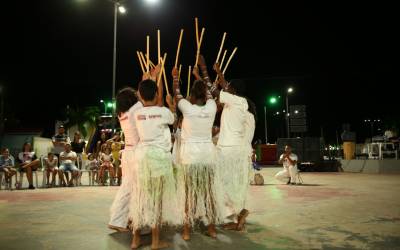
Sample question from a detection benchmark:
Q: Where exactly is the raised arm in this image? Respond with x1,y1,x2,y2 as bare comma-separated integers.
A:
172,67,184,104
192,66,202,81
213,62,228,90
198,55,220,98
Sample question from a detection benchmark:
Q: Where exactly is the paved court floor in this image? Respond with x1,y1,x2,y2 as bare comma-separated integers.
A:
0,168,399,250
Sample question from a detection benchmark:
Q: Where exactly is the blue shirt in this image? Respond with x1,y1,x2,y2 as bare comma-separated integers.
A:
0,155,15,169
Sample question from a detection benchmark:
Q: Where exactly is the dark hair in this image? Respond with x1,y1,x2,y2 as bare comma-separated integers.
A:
191,80,207,102
246,97,257,122
47,152,54,157
22,142,32,152
138,79,157,102
229,79,246,96
116,87,138,116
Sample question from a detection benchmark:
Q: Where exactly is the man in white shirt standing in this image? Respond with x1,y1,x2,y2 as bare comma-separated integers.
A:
198,55,250,231
275,145,299,185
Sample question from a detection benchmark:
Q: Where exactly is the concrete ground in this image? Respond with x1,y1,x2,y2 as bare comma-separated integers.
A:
0,167,399,250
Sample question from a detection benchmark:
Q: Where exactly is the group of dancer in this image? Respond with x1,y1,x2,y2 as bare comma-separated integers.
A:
106,52,256,249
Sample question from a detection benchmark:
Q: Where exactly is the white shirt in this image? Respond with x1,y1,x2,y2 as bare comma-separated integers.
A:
60,151,77,165
119,101,143,147
101,153,113,162
279,153,298,168
243,112,255,146
217,91,248,146
18,152,36,164
135,106,175,151
178,99,217,143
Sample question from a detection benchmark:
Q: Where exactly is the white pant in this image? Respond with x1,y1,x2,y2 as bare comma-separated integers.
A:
275,166,298,183
109,148,136,228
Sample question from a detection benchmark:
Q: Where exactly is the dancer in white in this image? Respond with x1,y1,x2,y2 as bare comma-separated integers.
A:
275,145,299,185
129,79,179,249
108,66,160,232
108,87,142,232
199,56,250,231
172,66,219,240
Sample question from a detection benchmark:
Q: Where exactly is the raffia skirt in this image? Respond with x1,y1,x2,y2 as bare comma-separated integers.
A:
175,141,223,226
128,145,182,230
215,145,252,219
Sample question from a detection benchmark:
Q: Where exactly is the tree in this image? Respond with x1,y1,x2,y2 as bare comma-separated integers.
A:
64,106,100,138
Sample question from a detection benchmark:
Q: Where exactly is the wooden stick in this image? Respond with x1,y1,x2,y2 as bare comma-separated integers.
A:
146,35,150,73
161,53,169,96
175,29,184,68
215,32,227,63
195,17,199,46
187,65,191,98
157,30,161,64
222,47,238,74
220,49,228,69
136,51,145,73
157,53,167,90
140,51,155,68
199,28,205,47
195,28,205,67
178,64,182,82
215,49,228,83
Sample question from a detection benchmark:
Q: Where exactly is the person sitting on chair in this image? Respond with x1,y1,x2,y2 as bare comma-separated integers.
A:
58,143,79,187
0,148,17,186
275,145,299,185
18,142,40,190
44,152,58,187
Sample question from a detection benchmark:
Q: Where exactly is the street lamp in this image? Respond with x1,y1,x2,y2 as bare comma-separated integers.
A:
265,95,278,144
286,87,293,138
100,99,107,114
78,0,160,132
118,5,126,13
364,119,381,140
144,0,160,4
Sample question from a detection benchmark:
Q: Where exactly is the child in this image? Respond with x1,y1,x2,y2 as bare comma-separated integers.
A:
0,148,17,186
44,152,58,187
85,153,99,184
129,79,179,249
99,147,115,185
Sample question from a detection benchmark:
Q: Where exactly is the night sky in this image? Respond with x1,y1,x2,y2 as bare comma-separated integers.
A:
1,0,397,143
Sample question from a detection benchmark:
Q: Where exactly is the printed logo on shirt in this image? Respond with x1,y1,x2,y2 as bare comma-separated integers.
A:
137,115,147,120
149,115,162,119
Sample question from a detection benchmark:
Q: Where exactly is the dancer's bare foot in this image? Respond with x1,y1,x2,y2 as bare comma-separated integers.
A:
151,241,170,249
222,222,238,230
108,224,130,232
182,224,191,241
131,231,141,249
237,209,249,231
207,224,217,238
